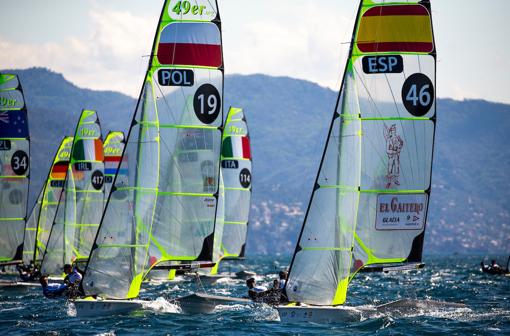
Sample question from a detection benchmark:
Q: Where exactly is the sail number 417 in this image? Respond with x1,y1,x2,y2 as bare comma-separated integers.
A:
172,1,206,15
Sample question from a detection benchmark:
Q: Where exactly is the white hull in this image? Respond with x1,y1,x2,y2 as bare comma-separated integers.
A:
277,299,467,323
0,279,39,290
176,293,251,314
73,299,144,317
277,305,366,323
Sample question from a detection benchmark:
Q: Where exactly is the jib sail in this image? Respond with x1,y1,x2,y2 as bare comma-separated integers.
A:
22,136,73,265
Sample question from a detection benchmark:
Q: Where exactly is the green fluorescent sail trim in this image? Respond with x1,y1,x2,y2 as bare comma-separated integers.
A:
224,187,250,191
353,233,405,266
360,189,425,194
302,247,352,252
224,221,247,225
97,244,149,249
360,117,431,121
0,218,24,221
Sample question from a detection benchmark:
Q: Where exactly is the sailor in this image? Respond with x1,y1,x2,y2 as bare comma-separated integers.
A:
246,278,267,300
278,271,288,290
17,262,40,282
490,260,502,271
63,264,82,285
39,275,68,299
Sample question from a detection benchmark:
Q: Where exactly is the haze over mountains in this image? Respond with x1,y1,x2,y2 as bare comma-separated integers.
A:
7,67,510,256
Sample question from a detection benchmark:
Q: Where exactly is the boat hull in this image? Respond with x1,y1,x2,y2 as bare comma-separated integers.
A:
73,299,144,317
277,299,467,323
176,293,251,314
0,279,39,291
277,305,365,323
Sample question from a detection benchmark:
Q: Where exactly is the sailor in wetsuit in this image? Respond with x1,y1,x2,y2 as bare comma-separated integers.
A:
246,278,267,300
63,264,83,298
39,275,68,299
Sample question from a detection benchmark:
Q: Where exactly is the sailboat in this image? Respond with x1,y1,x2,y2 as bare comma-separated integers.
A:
0,73,30,284
74,0,225,316
276,0,453,323
0,137,73,289
195,106,253,284
40,110,104,277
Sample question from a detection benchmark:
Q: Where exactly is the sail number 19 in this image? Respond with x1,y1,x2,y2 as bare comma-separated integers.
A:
193,84,221,124
172,1,206,16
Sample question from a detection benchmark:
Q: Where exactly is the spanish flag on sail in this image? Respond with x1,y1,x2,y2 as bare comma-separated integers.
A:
356,5,434,53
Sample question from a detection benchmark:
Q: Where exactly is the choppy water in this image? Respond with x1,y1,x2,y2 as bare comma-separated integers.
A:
1,255,508,335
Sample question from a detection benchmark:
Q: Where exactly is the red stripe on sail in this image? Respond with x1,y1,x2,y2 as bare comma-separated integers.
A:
157,43,222,67
241,137,251,160
363,5,429,17
104,156,122,162
357,42,433,53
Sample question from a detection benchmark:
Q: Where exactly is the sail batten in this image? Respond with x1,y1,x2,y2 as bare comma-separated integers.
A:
286,0,436,306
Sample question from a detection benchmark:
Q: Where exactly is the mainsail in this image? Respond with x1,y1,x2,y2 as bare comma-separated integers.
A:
83,0,224,299
218,107,252,260
41,110,104,276
22,137,73,265
103,131,126,200
286,0,436,306
0,73,30,264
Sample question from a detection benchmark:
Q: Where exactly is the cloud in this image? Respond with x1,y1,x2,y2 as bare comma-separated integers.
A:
0,8,155,97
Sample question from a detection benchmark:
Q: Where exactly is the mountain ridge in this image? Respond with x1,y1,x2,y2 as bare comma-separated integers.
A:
4,67,509,256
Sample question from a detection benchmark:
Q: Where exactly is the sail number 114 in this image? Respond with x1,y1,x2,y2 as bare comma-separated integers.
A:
172,1,206,16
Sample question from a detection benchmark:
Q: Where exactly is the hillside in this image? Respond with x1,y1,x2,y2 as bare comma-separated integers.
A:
6,67,510,256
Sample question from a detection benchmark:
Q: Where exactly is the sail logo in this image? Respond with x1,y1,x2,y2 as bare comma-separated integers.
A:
58,151,71,160
81,127,97,137
104,147,121,156
362,55,403,74
158,69,194,87
375,194,427,230
384,124,404,189
0,97,17,108
228,125,244,134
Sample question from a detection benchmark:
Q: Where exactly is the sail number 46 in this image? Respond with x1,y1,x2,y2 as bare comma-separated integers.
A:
401,73,434,117
172,1,206,15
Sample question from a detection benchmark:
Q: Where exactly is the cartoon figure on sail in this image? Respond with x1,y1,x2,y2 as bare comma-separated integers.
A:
384,124,404,188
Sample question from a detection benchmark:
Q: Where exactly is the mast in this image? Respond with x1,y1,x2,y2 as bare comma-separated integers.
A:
286,0,436,306
0,73,30,266
83,0,225,299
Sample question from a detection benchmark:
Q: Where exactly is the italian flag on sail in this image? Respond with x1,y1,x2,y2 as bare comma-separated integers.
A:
222,136,251,160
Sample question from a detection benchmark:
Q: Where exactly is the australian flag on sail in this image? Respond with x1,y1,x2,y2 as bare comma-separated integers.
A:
157,22,222,67
0,110,29,138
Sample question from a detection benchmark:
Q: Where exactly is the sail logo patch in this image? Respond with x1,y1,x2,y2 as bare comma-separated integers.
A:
362,55,403,74
375,194,427,230
158,69,194,87
221,160,238,169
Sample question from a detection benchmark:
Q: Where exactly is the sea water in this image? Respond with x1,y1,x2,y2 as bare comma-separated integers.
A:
1,255,508,335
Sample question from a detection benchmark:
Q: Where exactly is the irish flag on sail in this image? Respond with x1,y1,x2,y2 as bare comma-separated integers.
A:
221,136,251,160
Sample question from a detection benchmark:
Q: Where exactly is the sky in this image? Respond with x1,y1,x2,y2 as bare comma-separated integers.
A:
1,0,509,103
